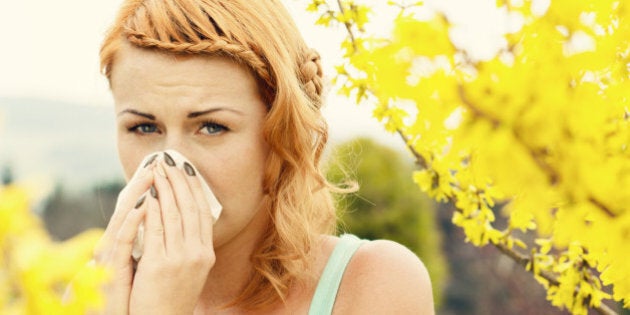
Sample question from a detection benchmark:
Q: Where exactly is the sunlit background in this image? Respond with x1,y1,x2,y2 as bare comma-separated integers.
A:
0,0,577,314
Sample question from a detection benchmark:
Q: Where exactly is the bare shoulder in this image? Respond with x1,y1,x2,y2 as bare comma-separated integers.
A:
334,239,435,315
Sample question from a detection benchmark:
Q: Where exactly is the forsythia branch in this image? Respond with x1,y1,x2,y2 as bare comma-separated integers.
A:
308,0,630,313
335,0,358,52
399,134,618,315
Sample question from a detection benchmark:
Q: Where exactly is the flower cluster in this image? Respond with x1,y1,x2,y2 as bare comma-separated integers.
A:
309,0,630,313
0,185,106,314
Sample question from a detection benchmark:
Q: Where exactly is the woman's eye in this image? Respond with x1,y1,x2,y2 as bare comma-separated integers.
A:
128,123,158,134
201,122,228,135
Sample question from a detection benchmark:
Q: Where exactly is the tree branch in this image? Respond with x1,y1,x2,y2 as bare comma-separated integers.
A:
396,129,428,169
398,130,618,315
335,0,358,52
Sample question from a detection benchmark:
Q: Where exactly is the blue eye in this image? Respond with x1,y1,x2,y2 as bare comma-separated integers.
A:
129,123,158,134
201,121,228,135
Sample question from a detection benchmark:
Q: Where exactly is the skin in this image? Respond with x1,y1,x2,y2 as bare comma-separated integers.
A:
94,41,435,314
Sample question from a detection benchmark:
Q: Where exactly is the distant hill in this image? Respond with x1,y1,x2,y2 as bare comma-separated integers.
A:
0,97,123,194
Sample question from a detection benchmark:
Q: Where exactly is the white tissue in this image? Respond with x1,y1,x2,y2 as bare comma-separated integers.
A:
163,150,222,221
131,150,222,261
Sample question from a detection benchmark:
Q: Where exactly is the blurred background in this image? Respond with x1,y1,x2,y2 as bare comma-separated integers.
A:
0,0,575,313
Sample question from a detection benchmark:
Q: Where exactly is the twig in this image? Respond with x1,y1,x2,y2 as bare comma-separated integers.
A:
335,0,358,52
396,129,428,169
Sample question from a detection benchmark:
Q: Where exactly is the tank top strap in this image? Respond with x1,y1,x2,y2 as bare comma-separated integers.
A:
308,234,366,315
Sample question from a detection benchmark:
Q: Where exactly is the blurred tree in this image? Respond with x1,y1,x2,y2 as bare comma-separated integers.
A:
326,137,447,307
1,165,13,185
42,180,123,241
91,180,125,226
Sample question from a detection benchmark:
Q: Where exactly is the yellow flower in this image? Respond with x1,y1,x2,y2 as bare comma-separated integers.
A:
0,185,105,314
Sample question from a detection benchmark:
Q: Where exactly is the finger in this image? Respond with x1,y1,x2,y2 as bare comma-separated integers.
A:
182,162,214,246
112,203,147,267
142,185,166,258
162,155,201,243
109,154,157,229
152,160,183,252
99,167,155,255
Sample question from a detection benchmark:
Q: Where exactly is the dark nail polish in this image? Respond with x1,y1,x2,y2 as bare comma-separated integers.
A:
150,185,158,198
143,154,158,168
134,195,146,209
183,162,196,176
164,152,176,167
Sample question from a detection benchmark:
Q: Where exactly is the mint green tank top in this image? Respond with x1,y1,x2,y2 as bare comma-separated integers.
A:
308,234,366,315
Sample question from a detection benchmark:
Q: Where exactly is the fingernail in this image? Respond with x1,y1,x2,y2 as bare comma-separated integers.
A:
163,152,176,167
134,195,146,209
143,154,158,168
183,162,196,176
150,185,158,198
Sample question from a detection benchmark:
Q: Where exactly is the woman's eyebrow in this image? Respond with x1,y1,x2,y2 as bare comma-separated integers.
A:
117,109,156,120
188,107,244,118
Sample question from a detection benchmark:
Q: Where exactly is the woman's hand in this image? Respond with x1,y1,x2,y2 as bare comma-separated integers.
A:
129,157,216,314
93,161,155,315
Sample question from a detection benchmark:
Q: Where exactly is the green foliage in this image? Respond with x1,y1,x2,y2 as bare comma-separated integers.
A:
326,137,447,306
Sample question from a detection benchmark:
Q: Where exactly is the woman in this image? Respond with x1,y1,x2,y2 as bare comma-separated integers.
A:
95,0,434,313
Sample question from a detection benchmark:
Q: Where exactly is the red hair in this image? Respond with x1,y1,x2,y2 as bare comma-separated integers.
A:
101,0,335,309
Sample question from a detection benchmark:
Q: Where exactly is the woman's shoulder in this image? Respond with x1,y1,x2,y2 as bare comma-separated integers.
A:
330,235,435,314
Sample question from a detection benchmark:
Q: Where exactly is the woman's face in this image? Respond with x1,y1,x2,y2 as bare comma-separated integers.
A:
110,42,270,247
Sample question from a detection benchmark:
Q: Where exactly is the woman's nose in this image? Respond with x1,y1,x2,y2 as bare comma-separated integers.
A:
162,132,190,155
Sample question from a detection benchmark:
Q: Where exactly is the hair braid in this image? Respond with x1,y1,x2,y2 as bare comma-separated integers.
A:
298,49,324,107
124,28,274,88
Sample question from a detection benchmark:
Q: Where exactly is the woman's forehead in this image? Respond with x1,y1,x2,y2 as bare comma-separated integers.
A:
111,42,264,114
112,42,252,87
